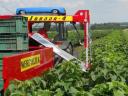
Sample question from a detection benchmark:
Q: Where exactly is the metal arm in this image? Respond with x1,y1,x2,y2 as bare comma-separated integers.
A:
72,23,83,45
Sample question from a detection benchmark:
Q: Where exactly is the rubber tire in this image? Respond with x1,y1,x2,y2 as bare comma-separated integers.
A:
19,10,26,15
0,89,4,96
54,42,73,64
65,42,73,55
52,9,59,14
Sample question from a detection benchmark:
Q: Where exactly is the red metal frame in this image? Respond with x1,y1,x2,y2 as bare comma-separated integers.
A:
73,10,90,23
27,10,90,70
2,48,54,90
27,10,90,48
0,10,90,90
0,15,13,19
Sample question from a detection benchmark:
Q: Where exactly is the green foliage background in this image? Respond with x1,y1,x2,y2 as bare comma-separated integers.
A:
5,28,128,96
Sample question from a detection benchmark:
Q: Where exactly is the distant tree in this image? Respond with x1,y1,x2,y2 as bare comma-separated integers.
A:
91,22,128,30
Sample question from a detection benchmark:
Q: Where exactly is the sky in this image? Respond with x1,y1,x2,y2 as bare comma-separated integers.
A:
0,0,128,23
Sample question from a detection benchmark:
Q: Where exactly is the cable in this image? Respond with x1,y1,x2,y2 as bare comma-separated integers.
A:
72,23,83,45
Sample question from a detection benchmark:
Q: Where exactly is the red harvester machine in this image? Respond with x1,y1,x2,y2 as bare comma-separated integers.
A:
0,10,90,95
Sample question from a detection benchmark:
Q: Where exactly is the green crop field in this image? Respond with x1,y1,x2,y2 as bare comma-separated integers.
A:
48,30,84,46
5,29,128,96
0,0,128,95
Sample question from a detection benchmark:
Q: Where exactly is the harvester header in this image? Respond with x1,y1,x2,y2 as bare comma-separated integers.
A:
0,9,90,95
25,10,90,23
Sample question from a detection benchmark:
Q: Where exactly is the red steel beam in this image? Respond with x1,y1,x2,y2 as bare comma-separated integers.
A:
2,48,54,90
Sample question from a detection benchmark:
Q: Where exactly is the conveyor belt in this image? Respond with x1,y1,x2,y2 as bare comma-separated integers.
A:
30,33,86,71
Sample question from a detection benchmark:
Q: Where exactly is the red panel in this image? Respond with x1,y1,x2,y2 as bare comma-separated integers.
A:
73,10,90,23
84,23,87,48
73,15,85,22
29,46,45,51
2,48,54,90
0,15,12,19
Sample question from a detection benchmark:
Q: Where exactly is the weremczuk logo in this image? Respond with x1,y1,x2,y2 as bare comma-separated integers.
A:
26,16,73,21
20,54,40,72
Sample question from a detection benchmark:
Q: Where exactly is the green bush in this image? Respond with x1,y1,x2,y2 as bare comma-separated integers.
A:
5,30,128,96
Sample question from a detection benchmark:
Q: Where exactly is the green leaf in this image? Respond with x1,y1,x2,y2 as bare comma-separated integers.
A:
90,72,96,81
54,88,64,96
37,90,51,96
10,91,25,96
41,79,46,88
113,90,125,96
69,87,78,95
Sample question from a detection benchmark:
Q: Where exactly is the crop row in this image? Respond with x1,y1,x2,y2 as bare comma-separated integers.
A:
91,29,112,40
91,30,128,83
48,30,84,46
5,30,128,96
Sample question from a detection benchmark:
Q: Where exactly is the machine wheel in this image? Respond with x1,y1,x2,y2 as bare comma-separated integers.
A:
54,42,73,64
0,89,4,96
54,55,63,64
52,9,59,14
19,10,26,15
65,42,73,55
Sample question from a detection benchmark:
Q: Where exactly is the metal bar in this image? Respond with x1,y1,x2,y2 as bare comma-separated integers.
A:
30,33,87,71
31,33,75,60
85,23,89,66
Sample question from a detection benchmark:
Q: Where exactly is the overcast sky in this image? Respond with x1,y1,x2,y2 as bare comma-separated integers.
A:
0,0,128,23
